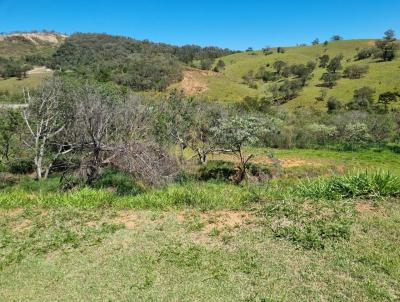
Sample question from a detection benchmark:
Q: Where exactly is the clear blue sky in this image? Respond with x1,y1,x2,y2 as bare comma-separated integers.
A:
1,0,399,50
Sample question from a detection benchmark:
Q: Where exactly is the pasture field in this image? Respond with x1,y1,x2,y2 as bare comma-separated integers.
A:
183,40,400,111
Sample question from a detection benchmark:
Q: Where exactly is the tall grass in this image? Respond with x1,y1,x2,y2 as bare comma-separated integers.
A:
296,171,400,200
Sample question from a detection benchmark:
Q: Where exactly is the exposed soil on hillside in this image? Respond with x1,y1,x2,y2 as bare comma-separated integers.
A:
179,69,216,95
0,32,67,44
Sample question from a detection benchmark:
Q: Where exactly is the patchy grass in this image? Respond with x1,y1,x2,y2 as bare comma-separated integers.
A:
1,148,399,301
0,200,399,301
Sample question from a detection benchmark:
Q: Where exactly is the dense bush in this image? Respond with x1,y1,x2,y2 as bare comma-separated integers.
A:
198,160,273,182
91,168,143,196
343,64,369,79
8,159,35,174
198,160,236,181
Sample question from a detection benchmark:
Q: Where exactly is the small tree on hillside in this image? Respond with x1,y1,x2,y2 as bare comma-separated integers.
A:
319,54,330,68
213,59,225,72
273,60,287,75
378,91,398,111
327,55,344,73
347,86,375,111
343,64,369,79
312,38,320,45
331,35,343,41
375,29,398,61
320,72,340,88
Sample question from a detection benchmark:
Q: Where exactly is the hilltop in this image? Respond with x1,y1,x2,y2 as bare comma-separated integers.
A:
175,39,400,111
0,31,66,58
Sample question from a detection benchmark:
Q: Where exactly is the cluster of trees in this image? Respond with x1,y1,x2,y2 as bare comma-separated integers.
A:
50,33,234,91
0,78,280,184
356,30,398,62
0,57,32,79
268,60,316,102
342,87,399,112
236,96,400,150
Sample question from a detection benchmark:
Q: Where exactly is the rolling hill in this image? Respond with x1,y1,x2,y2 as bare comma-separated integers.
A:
175,39,400,111
1,33,399,112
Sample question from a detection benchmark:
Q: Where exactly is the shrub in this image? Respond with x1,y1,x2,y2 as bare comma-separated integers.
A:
343,64,369,79
198,160,273,182
91,168,143,195
8,159,35,174
198,160,236,181
355,47,377,60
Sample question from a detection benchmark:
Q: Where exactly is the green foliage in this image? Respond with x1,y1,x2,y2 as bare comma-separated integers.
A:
347,86,375,111
198,160,236,181
375,30,398,61
326,54,344,73
51,33,233,91
319,54,330,67
331,35,343,41
355,47,377,60
91,168,143,196
320,72,340,88
327,96,342,113
378,91,398,111
343,64,369,79
8,159,35,174
342,122,372,150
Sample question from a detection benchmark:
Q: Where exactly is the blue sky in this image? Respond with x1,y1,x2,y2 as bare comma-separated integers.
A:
1,0,399,50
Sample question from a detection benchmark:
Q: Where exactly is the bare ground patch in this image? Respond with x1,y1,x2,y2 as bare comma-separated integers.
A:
177,210,254,243
210,153,321,168
178,69,218,95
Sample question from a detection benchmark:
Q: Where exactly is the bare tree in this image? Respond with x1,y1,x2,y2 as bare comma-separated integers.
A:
22,78,73,180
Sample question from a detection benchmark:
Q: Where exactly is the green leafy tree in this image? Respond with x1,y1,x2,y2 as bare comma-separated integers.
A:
331,35,343,41
327,55,344,73
375,29,397,61
320,72,340,88
347,86,375,111
212,116,273,183
378,91,398,111
312,38,320,45
319,54,330,68
273,60,287,74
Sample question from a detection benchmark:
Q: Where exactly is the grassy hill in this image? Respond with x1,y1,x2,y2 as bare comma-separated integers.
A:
180,39,400,111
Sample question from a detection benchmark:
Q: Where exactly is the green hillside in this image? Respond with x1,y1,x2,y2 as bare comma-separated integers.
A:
187,39,400,111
